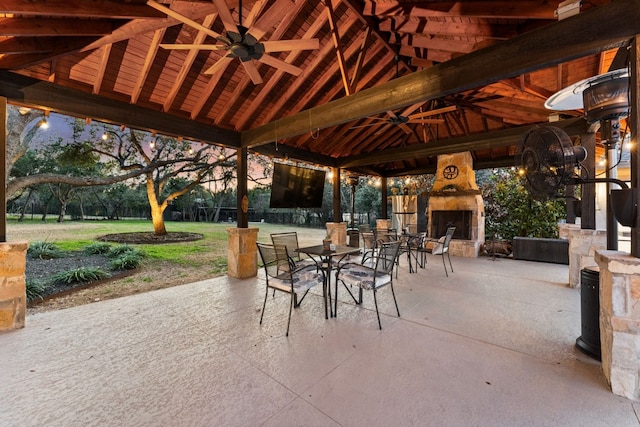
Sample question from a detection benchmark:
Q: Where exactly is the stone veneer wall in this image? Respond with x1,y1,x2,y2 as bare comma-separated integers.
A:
326,222,347,245
0,241,28,332
428,194,485,257
227,228,258,279
559,223,607,288
595,250,640,401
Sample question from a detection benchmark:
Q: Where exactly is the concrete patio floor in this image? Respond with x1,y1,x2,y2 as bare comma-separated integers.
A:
1,252,638,426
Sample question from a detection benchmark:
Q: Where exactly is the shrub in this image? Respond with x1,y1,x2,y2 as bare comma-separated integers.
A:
83,242,112,255
52,267,110,285
110,253,144,270
28,241,64,260
107,245,144,258
25,279,51,302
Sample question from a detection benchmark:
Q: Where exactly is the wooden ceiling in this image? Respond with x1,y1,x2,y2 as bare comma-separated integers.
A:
0,0,637,177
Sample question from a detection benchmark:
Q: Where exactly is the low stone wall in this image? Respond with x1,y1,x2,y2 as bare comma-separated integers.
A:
595,250,640,401
565,226,606,288
0,241,28,332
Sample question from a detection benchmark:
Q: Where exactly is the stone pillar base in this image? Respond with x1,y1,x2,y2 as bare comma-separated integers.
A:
595,250,640,401
0,241,28,332
565,225,606,288
227,228,258,279
326,222,347,245
376,219,392,231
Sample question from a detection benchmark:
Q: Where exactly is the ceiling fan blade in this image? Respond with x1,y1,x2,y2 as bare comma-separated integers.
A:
257,54,302,76
407,118,445,124
350,123,380,130
400,102,427,117
241,60,263,84
262,38,320,53
212,0,239,33
147,0,228,44
408,105,457,120
203,55,233,75
160,44,228,51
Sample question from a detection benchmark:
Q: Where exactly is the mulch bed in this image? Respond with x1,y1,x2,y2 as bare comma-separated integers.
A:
98,231,203,244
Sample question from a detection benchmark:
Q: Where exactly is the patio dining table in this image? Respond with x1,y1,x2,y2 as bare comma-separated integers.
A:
296,244,361,318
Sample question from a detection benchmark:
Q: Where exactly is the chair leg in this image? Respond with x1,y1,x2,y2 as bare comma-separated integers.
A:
447,252,454,273
286,292,294,337
372,289,382,330
260,285,269,325
441,253,448,277
390,283,400,317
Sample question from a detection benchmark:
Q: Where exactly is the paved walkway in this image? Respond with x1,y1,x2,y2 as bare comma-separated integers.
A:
1,253,638,426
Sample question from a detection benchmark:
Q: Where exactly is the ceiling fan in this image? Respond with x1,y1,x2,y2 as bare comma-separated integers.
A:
150,0,319,85
350,104,455,133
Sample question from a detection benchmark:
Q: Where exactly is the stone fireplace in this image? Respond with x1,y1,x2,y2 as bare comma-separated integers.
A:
428,152,485,257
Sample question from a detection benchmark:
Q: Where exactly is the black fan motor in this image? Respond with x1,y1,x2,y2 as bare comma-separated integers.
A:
520,126,586,200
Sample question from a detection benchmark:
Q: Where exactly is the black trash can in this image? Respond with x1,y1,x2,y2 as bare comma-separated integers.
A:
575,266,601,361
347,229,359,247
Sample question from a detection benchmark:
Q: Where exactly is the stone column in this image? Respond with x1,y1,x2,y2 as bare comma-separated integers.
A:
565,225,606,288
0,241,28,332
595,250,640,401
226,228,258,279
326,222,347,245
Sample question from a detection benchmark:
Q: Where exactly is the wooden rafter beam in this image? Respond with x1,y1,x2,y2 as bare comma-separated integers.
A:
243,0,640,149
0,70,240,147
0,0,166,19
378,17,517,39
326,0,351,96
0,17,116,36
339,118,588,169
362,1,558,19
350,27,372,92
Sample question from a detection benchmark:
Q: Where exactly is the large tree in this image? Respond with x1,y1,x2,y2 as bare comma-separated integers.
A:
95,126,235,235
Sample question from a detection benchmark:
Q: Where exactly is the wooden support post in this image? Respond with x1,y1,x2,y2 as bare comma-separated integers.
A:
0,97,6,242
236,146,248,228
630,37,640,257
381,176,388,219
332,167,341,223
581,132,596,230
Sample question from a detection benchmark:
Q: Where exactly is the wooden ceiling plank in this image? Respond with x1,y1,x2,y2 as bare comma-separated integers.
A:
81,2,218,52
189,58,231,120
258,14,359,125
378,17,517,39
339,0,412,72
0,0,166,19
243,0,640,148
0,36,100,68
163,13,218,112
326,0,352,96
131,28,165,104
93,44,112,94
0,17,115,37
146,0,225,42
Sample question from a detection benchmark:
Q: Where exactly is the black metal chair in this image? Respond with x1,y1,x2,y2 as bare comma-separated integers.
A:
334,240,402,329
270,232,318,270
257,243,325,336
426,226,455,277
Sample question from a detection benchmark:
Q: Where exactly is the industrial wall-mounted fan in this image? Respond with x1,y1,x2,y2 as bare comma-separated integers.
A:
519,126,586,200
149,0,319,85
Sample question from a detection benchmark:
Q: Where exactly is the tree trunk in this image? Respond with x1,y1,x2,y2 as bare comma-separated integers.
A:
146,174,167,235
17,188,33,222
57,200,67,223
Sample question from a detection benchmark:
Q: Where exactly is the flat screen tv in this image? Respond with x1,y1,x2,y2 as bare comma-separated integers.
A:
269,163,326,209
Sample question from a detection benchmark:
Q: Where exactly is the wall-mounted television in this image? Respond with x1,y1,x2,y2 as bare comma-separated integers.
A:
269,163,326,209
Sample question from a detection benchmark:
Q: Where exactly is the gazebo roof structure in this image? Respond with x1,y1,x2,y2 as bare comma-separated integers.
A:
0,0,637,177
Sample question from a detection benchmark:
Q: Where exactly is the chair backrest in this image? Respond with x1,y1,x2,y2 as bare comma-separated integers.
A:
442,227,456,250
271,232,302,261
257,242,278,279
375,240,401,275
